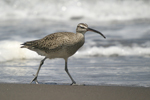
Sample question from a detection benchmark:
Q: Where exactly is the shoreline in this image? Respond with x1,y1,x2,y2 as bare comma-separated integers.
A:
0,83,150,100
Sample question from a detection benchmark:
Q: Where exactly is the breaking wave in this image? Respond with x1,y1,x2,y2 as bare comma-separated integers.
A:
0,40,150,62
0,0,150,21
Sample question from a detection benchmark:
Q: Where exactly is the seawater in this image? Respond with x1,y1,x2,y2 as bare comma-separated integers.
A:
0,0,150,87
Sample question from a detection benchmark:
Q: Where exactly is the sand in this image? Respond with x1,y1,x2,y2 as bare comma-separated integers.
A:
0,83,150,100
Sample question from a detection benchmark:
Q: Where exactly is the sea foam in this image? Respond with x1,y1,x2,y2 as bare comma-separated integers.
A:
0,40,150,62
0,40,42,62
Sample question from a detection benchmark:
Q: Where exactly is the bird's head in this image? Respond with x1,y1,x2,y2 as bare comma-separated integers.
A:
76,23,106,39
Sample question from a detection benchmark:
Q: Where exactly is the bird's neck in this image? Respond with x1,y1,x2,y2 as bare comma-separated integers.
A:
76,32,85,37
75,32,85,43
76,31,86,35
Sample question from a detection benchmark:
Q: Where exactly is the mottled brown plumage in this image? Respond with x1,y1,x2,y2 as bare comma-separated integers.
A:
21,23,106,85
21,32,84,59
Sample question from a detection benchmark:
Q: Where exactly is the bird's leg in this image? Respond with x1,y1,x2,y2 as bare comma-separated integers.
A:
65,59,76,85
30,57,47,84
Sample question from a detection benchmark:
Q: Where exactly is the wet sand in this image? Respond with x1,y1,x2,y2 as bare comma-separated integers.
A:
0,83,150,100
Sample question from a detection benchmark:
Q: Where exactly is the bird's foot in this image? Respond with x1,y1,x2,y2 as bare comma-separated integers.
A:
30,75,39,84
70,82,77,86
70,82,86,86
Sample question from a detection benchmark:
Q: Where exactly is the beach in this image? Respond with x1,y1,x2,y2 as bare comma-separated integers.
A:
0,83,150,100
0,0,150,96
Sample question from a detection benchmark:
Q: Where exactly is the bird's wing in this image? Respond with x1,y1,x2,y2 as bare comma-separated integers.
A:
21,32,75,51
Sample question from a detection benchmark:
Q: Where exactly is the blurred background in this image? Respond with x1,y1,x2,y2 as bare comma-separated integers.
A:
0,0,150,86
0,0,150,21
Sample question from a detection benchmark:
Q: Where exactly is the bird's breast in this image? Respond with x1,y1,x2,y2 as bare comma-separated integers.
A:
64,34,85,56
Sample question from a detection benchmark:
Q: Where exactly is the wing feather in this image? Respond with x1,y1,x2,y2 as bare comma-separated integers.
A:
21,32,75,52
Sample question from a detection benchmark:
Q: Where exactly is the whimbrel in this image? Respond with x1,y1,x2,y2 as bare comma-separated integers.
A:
21,23,106,85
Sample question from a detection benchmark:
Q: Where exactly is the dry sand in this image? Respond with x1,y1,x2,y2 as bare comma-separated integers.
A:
0,83,150,100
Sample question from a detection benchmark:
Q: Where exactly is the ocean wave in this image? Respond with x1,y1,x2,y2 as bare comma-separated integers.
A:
0,40,150,62
75,46,150,57
0,0,150,21
0,40,42,62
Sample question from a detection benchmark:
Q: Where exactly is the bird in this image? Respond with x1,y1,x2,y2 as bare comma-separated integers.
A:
21,23,106,85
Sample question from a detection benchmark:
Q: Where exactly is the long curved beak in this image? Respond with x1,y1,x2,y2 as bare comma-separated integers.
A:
87,27,106,39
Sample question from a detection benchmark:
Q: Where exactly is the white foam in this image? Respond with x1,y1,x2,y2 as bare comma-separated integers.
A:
0,40,42,62
0,40,150,62
75,46,150,58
